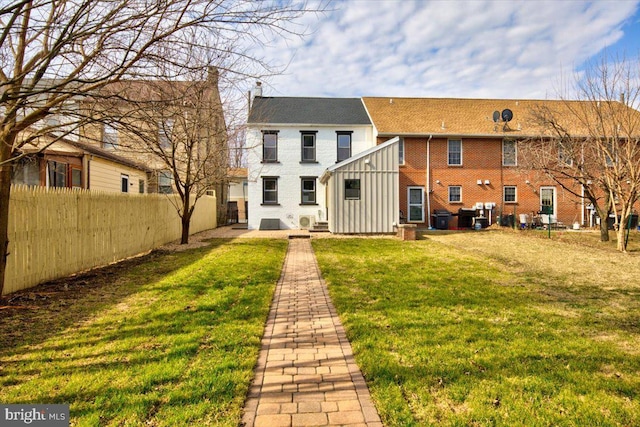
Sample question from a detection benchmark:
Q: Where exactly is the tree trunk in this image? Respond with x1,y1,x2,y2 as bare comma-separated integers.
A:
180,190,192,245
598,217,609,242
180,210,191,244
0,164,13,297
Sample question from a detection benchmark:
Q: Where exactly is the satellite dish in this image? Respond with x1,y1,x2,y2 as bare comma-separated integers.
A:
492,111,500,122
501,109,513,122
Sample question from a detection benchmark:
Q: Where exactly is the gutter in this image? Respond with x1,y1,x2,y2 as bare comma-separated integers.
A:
426,134,432,228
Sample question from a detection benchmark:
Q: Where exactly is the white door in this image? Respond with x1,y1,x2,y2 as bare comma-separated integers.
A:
408,187,424,222
540,187,556,221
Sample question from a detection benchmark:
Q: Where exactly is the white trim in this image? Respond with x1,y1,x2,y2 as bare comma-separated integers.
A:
447,139,462,166
448,185,462,203
407,186,425,222
503,185,517,203
540,186,556,217
502,139,517,166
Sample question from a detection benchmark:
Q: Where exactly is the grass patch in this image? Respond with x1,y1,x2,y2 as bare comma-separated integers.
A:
313,232,640,426
0,238,287,426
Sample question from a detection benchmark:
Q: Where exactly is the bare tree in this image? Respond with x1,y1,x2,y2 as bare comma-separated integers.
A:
93,66,227,244
0,0,318,295
522,57,640,251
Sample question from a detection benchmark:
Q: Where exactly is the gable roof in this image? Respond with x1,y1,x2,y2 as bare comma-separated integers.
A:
362,97,640,138
320,137,399,184
248,97,371,126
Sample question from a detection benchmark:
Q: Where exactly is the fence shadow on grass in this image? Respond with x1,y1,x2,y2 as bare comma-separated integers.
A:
0,239,230,351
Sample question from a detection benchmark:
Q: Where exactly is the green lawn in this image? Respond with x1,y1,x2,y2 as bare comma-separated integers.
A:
0,238,287,426
313,232,640,426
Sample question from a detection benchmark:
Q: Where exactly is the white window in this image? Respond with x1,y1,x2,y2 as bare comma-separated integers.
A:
158,170,173,194
103,123,118,149
504,185,517,203
121,174,129,193
399,138,405,165
540,187,556,216
503,139,517,166
159,119,174,149
448,185,462,203
448,139,462,165
407,187,424,222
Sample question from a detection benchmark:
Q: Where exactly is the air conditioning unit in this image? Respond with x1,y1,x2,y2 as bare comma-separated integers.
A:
299,215,316,229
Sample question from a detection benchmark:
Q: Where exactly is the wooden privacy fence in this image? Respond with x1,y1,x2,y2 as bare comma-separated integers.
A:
4,185,217,295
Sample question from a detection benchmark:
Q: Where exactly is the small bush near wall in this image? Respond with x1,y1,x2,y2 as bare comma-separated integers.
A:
4,185,217,295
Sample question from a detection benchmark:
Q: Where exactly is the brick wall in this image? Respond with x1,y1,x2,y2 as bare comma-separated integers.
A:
395,136,588,229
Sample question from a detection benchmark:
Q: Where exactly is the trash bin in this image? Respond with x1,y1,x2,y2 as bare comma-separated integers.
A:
432,210,451,230
457,208,476,229
475,217,489,229
500,214,514,227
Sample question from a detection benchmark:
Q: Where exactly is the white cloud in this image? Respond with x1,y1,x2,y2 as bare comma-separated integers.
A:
252,0,640,100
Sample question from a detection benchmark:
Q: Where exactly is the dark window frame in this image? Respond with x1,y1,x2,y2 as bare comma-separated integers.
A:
47,160,67,188
344,178,360,200
337,131,353,162
300,131,317,162
262,176,279,205
300,177,317,205
262,130,279,163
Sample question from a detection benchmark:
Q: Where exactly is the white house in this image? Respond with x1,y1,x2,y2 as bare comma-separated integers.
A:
246,96,374,230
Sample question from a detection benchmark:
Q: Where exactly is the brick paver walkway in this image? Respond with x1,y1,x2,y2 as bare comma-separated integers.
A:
242,238,383,427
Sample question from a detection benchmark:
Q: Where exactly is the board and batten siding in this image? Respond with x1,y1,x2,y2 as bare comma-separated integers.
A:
323,137,399,234
89,157,147,193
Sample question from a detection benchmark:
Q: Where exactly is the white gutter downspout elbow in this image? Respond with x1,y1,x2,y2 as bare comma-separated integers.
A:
426,134,433,228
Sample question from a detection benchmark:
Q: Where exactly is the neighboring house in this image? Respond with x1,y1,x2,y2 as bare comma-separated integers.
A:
12,133,150,192
227,167,248,223
246,96,375,230
362,97,601,229
79,67,227,203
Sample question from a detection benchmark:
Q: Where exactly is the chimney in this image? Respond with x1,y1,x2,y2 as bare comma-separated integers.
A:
254,81,263,98
207,66,219,86
248,82,264,114
620,92,625,104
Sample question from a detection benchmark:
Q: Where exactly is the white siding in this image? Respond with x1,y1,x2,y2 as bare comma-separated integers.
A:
247,125,374,230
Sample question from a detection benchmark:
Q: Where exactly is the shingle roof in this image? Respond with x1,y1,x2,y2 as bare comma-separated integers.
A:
362,97,640,137
248,97,371,126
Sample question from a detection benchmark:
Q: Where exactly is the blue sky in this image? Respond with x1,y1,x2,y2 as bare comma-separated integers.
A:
251,0,640,100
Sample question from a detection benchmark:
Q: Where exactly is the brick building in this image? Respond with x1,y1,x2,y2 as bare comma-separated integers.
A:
363,97,610,229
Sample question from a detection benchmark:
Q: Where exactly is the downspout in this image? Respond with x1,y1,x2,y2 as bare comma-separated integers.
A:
426,134,433,228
